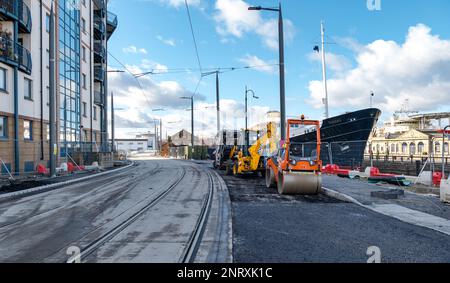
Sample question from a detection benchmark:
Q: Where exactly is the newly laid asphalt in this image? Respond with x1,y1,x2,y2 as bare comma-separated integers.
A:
222,173,450,263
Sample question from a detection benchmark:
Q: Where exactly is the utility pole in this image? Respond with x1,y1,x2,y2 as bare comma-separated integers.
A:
278,4,286,141
443,126,450,179
370,92,374,108
201,71,221,137
245,87,258,149
248,4,286,141
111,92,115,152
160,118,163,152
180,96,194,159
191,97,194,158
49,5,56,177
321,21,329,119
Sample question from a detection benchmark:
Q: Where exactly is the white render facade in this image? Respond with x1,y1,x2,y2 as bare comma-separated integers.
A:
0,0,117,174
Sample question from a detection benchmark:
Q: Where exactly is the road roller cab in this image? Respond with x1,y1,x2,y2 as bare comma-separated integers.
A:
266,117,322,195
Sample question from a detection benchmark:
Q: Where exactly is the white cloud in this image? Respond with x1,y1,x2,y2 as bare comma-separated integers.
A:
238,54,276,74
122,45,148,55
157,35,177,47
140,59,169,73
214,0,295,50
307,24,450,115
155,0,201,8
308,51,352,73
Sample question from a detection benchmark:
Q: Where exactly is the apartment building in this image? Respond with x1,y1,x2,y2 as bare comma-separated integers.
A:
0,0,117,174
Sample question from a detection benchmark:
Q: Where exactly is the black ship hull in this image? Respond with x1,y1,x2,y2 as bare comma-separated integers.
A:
291,108,382,168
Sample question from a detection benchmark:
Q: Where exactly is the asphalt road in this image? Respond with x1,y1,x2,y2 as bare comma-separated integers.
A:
0,158,229,263
222,173,450,263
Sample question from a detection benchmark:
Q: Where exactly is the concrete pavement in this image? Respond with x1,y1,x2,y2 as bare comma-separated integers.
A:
0,159,232,263
322,175,450,237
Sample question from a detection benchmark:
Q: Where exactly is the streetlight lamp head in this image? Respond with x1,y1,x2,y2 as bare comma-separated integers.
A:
248,6,262,10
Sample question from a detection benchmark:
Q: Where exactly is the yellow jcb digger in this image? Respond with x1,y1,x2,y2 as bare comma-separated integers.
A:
226,122,278,177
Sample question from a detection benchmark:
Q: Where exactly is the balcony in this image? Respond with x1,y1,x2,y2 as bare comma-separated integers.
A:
106,12,118,40
94,90,103,106
94,66,104,82
93,17,105,40
93,0,106,10
0,35,32,74
94,41,106,63
0,0,32,33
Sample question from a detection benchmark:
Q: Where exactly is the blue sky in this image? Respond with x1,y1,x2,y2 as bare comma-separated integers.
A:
106,0,450,138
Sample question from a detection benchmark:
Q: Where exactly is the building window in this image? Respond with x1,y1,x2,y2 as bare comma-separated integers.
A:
82,18,86,33
0,116,7,138
93,106,97,120
82,73,87,89
435,142,441,153
23,120,32,140
82,46,86,62
82,102,87,117
418,142,425,153
24,78,32,100
46,86,50,106
409,143,416,155
402,143,408,154
0,68,6,92
391,144,395,153
45,13,50,33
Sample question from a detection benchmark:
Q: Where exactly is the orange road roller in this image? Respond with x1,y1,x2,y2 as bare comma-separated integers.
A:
266,116,322,195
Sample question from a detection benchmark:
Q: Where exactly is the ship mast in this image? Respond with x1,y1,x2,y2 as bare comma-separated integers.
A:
321,21,329,119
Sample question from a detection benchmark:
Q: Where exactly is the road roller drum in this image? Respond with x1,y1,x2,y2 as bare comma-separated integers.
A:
277,171,322,195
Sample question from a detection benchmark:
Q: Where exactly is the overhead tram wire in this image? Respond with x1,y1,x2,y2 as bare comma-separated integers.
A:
184,0,203,75
132,63,280,77
107,51,153,108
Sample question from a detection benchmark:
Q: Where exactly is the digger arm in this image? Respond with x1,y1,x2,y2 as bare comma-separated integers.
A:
248,122,277,170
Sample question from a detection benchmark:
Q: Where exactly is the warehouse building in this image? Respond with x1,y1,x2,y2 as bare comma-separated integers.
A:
0,0,117,174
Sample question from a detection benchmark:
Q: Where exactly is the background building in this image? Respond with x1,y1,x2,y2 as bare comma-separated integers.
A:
0,0,117,175
367,112,450,162
115,139,149,153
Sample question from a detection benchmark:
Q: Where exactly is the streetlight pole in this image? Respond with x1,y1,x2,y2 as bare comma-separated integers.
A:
442,126,450,179
370,91,374,108
181,96,195,159
202,71,221,137
49,5,56,177
248,4,286,141
245,87,258,149
107,70,124,153
111,92,115,152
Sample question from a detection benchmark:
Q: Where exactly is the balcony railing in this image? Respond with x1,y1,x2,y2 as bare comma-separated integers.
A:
0,36,32,74
0,0,32,33
106,12,118,40
93,0,106,10
94,41,105,56
94,66,104,82
93,17,106,40
94,90,103,106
